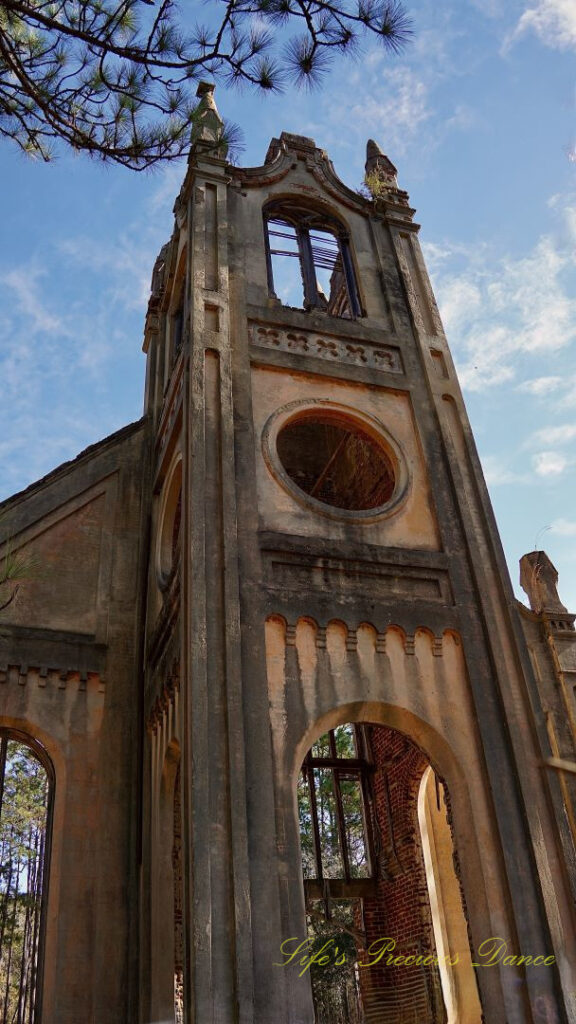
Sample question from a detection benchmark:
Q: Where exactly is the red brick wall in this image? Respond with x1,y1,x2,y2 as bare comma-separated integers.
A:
354,726,446,1024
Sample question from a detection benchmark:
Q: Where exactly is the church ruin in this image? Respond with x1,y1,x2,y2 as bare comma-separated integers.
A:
0,85,575,1023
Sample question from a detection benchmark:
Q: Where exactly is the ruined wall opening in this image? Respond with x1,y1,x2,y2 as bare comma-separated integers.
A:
296,722,481,1024
0,730,52,1024
264,200,362,318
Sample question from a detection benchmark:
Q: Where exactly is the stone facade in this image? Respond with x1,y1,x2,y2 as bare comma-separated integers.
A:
0,86,575,1023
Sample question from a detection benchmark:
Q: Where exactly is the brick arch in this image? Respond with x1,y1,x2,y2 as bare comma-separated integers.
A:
293,701,459,785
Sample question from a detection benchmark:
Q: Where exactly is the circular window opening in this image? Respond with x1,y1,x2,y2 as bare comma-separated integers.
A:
276,415,395,511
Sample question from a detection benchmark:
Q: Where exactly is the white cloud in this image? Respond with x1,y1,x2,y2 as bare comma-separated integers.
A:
550,517,576,535
345,65,433,156
511,0,576,50
59,235,154,311
0,267,63,335
437,278,482,333
429,201,576,391
481,455,530,485
517,376,564,395
532,450,569,475
529,423,576,446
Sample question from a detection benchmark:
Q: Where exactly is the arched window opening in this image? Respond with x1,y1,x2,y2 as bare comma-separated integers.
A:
297,723,481,1024
0,732,52,1024
264,203,362,319
298,724,374,897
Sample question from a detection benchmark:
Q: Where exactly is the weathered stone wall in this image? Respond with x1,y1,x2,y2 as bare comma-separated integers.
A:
0,420,150,1023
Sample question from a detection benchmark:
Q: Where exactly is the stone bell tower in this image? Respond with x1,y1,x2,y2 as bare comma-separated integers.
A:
140,85,576,1024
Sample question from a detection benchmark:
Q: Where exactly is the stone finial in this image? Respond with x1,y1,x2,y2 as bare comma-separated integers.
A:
365,139,398,187
519,551,569,615
192,81,226,155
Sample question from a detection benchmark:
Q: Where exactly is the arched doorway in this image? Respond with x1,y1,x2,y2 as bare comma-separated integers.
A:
0,731,53,1024
297,721,482,1024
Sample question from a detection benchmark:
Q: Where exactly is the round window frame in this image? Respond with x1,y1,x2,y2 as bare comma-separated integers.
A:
156,454,183,589
262,400,409,523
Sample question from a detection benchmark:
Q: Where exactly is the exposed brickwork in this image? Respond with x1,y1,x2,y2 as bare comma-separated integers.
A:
355,726,446,1024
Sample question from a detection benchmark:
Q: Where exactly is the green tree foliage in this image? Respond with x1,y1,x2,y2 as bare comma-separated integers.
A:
299,725,369,880
0,0,411,169
298,726,371,1019
0,738,50,1023
307,901,365,1024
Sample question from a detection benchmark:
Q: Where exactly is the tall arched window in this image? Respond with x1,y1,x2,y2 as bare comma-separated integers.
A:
0,731,52,1024
264,201,362,318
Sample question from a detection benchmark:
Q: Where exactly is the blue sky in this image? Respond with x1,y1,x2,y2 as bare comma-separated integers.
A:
1,0,575,612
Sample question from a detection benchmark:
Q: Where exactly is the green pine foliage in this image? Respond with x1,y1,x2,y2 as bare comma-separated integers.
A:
0,0,411,168
0,738,50,1022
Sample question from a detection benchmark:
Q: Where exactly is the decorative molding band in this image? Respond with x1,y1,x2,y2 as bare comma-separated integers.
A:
263,551,451,604
250,322,403,375
268,616,459,657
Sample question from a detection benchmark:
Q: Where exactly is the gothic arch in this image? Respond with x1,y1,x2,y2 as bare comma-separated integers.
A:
291,709,484,1023
0,727,55,1024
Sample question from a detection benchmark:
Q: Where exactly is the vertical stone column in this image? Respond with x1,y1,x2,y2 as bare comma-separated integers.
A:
181,146,254,1023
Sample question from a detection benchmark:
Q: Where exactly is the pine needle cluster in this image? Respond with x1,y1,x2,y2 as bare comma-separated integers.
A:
0,0,411,168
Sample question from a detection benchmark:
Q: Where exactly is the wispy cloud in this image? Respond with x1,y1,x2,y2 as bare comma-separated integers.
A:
551,517,576,535
307,26,477,166
532,450,572,476
517,375,565,395
427,200,576,391
0,266,64,335
59,234,156,311
528,423,576,446
481,454,531,485
509,0,576,50
326,63,434,157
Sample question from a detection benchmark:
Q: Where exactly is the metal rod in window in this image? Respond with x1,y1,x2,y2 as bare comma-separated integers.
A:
359,768,375,878
264,214,276,297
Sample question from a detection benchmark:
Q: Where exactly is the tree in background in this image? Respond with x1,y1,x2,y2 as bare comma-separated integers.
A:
0,0,411,169
0,737,50,1023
